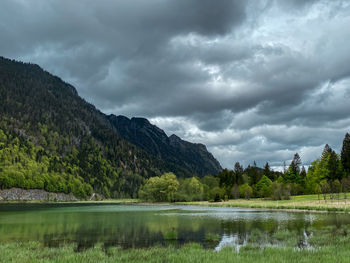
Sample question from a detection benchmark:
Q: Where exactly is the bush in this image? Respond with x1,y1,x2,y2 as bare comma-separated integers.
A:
139,173,179,202
256,176,273,198
239,184,253,199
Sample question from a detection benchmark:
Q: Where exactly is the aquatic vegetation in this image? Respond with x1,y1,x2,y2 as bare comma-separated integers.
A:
205,233,220,242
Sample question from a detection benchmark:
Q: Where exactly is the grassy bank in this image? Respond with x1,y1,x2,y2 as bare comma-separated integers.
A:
175,194,350,212
1,234,350,263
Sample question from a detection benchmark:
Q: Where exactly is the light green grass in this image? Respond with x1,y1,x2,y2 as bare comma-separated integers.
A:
175,193,350,212
0,222,349,262
1,239,350,263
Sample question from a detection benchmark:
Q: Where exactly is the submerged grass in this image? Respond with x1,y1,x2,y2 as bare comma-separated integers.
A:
1,239,350,263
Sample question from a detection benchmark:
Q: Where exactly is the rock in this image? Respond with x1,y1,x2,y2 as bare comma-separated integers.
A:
0,188,78,201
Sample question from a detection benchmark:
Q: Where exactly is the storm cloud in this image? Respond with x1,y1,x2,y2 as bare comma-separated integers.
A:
1,0,350,169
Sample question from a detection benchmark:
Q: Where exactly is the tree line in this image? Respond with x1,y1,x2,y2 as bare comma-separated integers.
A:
139,133,350,202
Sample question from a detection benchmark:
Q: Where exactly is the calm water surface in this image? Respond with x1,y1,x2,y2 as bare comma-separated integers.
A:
0,203,349,250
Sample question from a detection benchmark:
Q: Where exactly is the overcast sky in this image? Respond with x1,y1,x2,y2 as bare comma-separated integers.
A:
1,0,350,169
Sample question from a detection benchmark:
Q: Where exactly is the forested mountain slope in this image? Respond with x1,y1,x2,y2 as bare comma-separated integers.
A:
0,57,221,198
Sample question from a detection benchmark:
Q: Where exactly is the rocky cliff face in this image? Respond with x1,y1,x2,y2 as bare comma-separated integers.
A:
108,115,222,176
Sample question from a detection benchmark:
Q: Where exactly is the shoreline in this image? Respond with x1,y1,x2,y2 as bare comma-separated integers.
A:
1,198,350,213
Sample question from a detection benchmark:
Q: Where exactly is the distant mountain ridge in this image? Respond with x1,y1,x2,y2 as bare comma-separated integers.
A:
107,115,222,176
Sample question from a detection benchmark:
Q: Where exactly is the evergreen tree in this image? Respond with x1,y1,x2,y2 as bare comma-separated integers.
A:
290,153,302,175
284,153,301,183
264,162,273,180
319,144,342,182
341,133,350,174
247,161,260,185
234,162,243,175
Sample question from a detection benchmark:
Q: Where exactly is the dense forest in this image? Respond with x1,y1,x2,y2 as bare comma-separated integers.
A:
139,133,350,202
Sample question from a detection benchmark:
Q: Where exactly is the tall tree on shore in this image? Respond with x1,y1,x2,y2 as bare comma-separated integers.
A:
284,153,302,183
320,144,343,182
247,161,260,185
341,133,350,175
234,162,244,185
264,162,272,180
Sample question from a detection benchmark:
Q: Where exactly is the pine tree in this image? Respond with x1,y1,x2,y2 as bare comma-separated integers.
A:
341,133,350,174
321,144,342,181
234,162,244,184
290,153,301,175
264,162,273,180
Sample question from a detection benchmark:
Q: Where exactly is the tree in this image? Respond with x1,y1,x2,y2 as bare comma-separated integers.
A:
291,153,301,176
210,187,225,202
320,181,330,201
315,184,321,202
177,177,204,201
218,169,235,188
201,175,219,200
234,162,244,185
341,133,350,175
240,183,253,199
264,162,273,180
284,153,302,184
256,176,273,198
231,184,240,199
321,144,342,182
331,180,341,200
138,173,179,202
247,161,261,185
341,177,350,201
299,166,307,192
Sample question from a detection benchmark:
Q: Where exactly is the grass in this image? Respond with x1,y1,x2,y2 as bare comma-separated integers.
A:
175,194,350,212
205,233,221,242
1,201,350,262
1,237,350,263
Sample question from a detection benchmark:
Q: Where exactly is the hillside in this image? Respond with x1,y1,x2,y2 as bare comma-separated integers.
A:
107,115,222,176
0,56,221,198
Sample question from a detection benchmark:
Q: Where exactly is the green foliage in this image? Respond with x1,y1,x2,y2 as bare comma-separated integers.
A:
256,176,273,198
0,127,92,198
231,184,239,199
176,177,204,201
239,183,253,199
209,186,225,202
138,173,179,202
306,145,344,196
272,182,291,200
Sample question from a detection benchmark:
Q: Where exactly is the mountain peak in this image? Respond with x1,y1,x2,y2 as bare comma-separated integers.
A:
109,118,222,176
131,117,150,125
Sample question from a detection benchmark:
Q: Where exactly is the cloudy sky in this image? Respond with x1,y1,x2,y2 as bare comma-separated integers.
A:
1,0,350,169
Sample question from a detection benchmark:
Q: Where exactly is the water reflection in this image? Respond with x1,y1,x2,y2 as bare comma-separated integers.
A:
0,204,349,251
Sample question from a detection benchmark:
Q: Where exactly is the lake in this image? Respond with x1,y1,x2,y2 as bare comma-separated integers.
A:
0,203,348,251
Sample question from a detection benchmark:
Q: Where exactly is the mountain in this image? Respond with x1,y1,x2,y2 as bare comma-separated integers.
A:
107,115,222,176
0,56,222,198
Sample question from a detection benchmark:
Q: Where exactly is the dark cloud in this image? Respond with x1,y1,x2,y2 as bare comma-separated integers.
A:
1,0,350,168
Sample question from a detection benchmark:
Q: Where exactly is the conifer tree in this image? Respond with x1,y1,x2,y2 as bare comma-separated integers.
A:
341,133,350,174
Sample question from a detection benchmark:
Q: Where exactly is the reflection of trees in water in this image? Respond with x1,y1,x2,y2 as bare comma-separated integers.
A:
3,208,350,250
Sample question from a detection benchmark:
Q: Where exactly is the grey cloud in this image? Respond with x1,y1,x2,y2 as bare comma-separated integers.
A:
1,0,350,169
